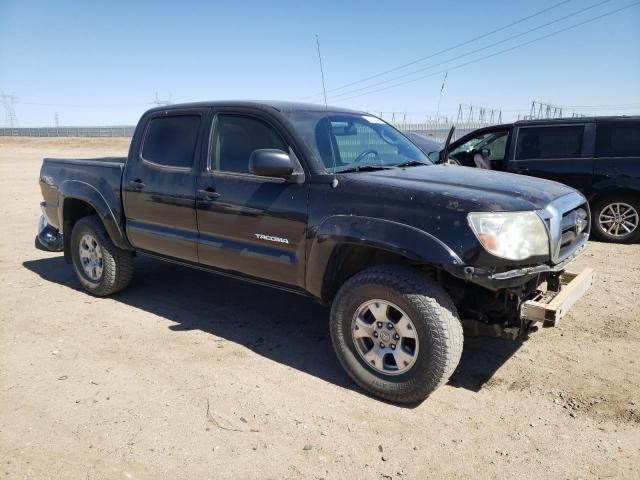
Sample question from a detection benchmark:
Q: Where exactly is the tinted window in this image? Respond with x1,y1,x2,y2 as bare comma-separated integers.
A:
596,122,640,157
210,115,287,173
142,115,201,168
515,126,584,160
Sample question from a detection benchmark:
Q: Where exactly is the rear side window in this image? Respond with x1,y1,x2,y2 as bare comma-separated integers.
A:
515,126,584,160
596,122,640,157
142,115,201,168
210,115,287,173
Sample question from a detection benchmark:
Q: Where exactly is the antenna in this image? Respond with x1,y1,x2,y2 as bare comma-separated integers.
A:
315,34,337,187
315,34,328,109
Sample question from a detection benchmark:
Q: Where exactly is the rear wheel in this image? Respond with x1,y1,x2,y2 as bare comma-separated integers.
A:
591,194,640,243
330,266,463,403
70,215,134,296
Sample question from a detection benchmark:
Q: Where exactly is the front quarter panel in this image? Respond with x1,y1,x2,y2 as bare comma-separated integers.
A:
305,214,465,300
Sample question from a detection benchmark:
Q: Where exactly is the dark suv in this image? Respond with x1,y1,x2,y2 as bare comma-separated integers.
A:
445,116,640,243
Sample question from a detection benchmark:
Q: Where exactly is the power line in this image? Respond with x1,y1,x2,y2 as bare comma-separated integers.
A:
330,1,640,104
299,0,574,100
329,0,613,102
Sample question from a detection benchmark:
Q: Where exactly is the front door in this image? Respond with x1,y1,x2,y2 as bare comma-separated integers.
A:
449,128,512,170
508,123,594,194
196,110,308,287
122,110,206,262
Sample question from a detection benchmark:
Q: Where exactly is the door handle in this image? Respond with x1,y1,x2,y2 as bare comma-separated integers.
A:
197,188,220,201
127,179,146,190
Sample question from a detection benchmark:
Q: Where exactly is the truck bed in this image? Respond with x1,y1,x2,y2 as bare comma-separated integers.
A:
39,157,127,238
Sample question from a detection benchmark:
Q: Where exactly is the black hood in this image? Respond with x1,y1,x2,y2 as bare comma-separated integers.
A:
347,164,577,212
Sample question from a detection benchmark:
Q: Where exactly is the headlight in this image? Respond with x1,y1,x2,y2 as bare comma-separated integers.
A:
468,212,549,260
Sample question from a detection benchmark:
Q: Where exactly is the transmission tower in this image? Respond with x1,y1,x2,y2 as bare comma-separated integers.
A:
152,92,173,106
457,104,502,124
529,101,565,119
1,92,19,128
54,112,59,127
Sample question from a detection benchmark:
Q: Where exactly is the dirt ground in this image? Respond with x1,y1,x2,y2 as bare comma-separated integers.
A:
1,137,639,480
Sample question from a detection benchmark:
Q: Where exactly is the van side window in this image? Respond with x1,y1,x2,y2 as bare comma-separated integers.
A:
141,115,201,168
210,115,287,173
515,126,584,160
596,122,640,157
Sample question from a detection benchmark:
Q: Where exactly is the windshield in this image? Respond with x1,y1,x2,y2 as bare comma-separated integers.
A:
284,111,432,172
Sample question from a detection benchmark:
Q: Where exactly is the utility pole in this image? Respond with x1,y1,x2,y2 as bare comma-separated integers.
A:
435,72,448,121
1,92,19,128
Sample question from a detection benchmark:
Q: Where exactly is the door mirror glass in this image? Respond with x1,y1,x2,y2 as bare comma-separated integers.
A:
249,149,294,178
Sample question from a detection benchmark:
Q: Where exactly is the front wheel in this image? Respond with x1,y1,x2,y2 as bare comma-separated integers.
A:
70,215,134,296
330,266,463,403
591,195,640,243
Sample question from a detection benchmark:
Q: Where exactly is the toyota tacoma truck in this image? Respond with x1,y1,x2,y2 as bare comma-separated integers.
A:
36,101,594,403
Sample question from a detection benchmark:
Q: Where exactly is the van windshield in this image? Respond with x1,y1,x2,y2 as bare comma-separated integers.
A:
284,111,432,173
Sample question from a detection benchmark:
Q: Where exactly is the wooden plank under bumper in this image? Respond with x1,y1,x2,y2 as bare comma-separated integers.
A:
520,268,595,327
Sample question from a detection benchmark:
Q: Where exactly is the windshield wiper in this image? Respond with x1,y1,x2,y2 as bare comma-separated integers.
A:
335,165,395,173
393,160,430,168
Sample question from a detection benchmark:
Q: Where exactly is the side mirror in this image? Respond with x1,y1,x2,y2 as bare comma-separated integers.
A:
481,147,491,159
249,149,294,178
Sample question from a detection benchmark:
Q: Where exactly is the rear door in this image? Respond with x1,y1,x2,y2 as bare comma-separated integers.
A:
593,120,640,188
508,123,594,194
122,110,206,262
195,109,308,287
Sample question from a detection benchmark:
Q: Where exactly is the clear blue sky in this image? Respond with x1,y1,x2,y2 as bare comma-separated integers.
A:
1,0,639,126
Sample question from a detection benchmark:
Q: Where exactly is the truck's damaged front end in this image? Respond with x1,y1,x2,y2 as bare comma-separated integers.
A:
442,191,594,338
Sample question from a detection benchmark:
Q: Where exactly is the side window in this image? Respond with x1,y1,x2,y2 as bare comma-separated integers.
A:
515,126,584,160
141,115,201,168
210,115,287,173
450,131,508,161
596,122,640,157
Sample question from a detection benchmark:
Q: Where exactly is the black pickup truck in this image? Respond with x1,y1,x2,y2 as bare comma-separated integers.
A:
443,116,640,243
37,101,594,403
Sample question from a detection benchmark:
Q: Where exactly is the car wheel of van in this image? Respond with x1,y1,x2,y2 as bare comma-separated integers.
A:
591,195,640,243
330,266,463,403
70,215,134,296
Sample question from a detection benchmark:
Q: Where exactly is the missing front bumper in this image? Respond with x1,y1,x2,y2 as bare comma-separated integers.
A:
36,215,64,252
520,268,595,327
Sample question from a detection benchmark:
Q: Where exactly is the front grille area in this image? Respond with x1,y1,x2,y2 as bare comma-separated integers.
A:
560,206,589,247
538,192,591,265
557,203,590,261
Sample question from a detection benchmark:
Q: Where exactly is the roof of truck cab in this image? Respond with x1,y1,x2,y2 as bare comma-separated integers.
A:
146,100,365,115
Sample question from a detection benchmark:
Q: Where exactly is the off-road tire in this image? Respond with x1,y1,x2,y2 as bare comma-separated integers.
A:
330,265,463,403
70,215,134,296
591,194,640,243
